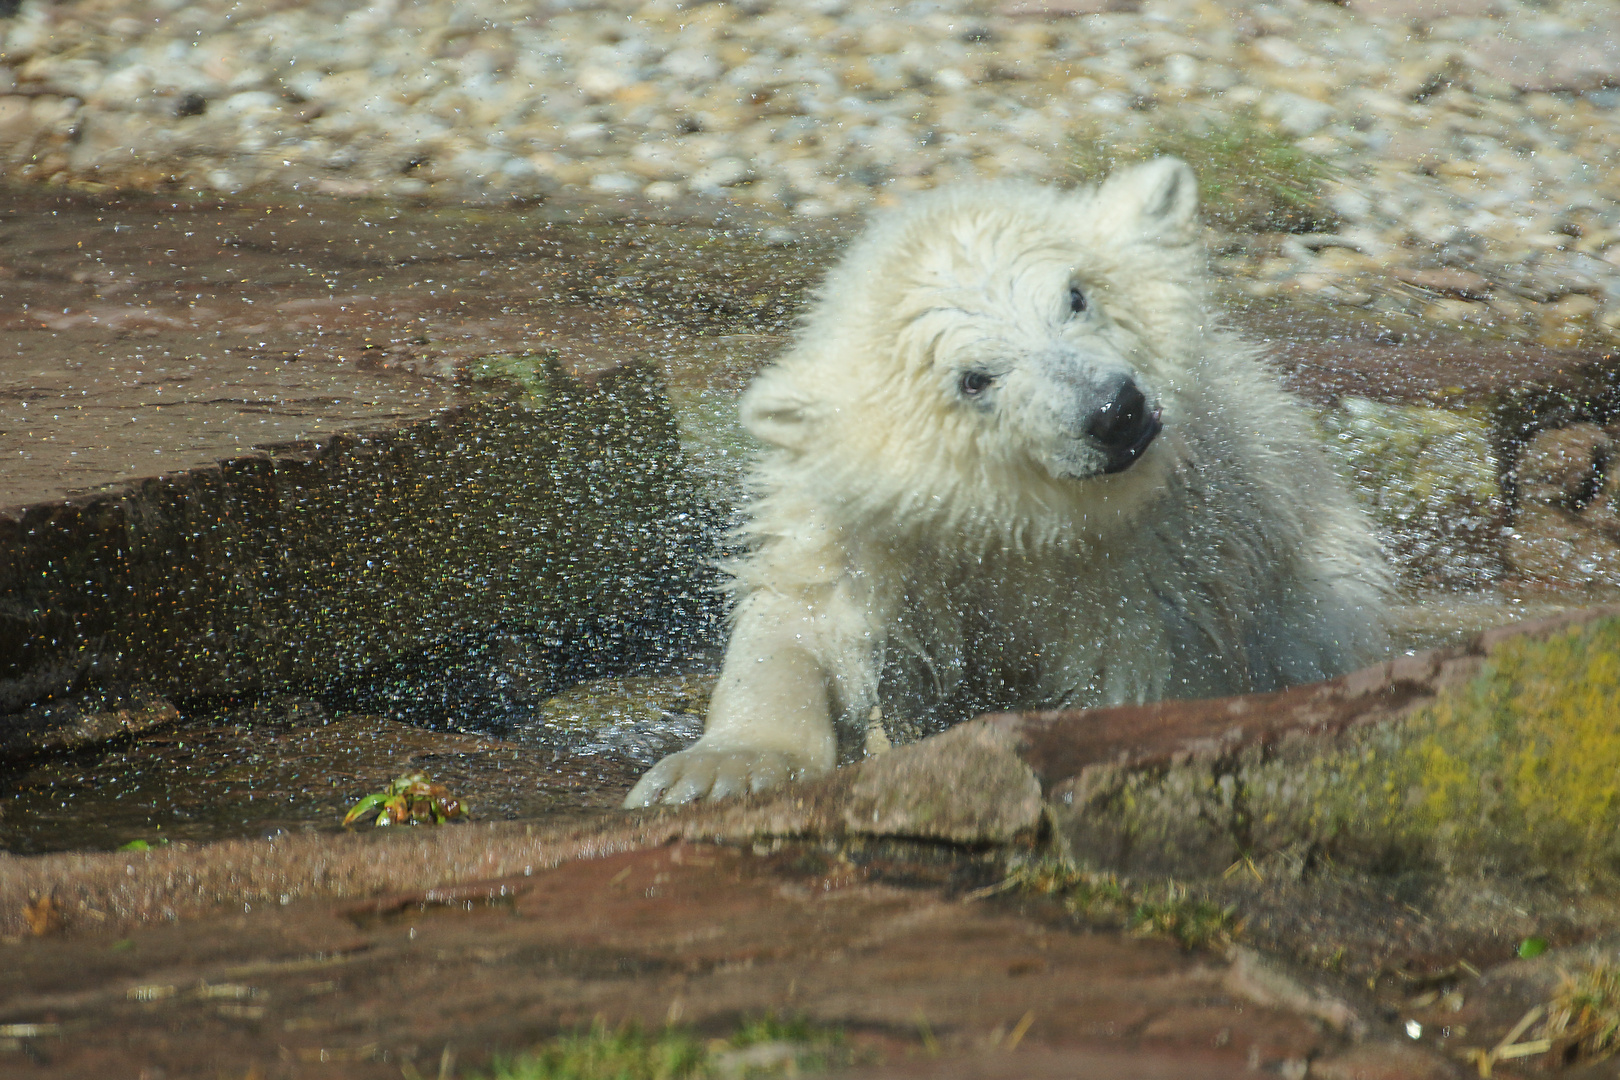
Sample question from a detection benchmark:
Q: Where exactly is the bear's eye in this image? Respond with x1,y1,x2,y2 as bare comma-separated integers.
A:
960,370,994,397
1069,286,1088,314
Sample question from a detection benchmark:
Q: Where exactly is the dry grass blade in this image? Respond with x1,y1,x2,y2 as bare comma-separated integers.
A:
1540,964,1620,1066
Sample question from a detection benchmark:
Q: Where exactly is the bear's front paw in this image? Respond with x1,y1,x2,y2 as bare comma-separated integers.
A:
621,745,822,808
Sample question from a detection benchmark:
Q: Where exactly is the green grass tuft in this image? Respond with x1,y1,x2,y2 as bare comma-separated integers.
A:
484,1023,709,1080
1070,108,1338,233
481,1016,853,1080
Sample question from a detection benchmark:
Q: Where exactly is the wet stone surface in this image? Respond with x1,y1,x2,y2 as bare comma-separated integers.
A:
0,185,832,512
0,839,1450,1080
0,697,645,855
0,187,833,718
2,609,1619,1077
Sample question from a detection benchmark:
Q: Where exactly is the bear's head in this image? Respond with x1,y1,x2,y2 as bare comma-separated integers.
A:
742,158,1211,538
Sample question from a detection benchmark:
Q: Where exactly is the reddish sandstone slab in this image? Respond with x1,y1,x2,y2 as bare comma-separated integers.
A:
0,842,1380,1079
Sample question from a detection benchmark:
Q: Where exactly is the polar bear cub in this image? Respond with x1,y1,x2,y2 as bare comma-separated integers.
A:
624,158,1389,808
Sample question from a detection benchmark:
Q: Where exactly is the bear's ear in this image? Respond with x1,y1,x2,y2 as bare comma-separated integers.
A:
738,366,823,451
1095,157,1200,244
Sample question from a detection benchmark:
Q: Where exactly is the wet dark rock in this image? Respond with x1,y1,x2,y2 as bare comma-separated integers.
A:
0,189,838,717
1222,946,1366,1037
0,839,1453,1080
508,671,712,765
1310,1041,1461,1080
9,609,1620,1076
1507,423,1620,586
0,690,178,761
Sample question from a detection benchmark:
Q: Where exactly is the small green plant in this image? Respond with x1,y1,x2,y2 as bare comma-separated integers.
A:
342,773,466,827
1000,859,1240,951
482,1016,854,1080
485,1023,709,1080
118,837,170,851
1070,109,1338,233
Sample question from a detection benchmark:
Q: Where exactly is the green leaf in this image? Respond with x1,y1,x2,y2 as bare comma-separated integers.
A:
342,792,388,827
1519,936,1549,959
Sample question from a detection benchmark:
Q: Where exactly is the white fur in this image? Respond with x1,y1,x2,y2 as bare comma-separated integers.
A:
624,159,1390,807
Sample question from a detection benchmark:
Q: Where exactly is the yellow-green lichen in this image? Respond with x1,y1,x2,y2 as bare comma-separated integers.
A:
1060,616,1620,886
1316,615,1620,879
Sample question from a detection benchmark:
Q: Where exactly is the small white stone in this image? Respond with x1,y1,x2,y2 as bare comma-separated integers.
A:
1262,92,1335,136
217,90,281,115
690,156,752,188
1253,37,1309,68
660,48,722,83
576,66,626,100
1163,54,1199,89
589,172,643,194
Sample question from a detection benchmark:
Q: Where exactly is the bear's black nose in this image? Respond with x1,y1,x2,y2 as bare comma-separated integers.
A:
1087,378,1162,474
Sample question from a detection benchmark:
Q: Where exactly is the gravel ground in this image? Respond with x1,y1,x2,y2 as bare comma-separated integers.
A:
3,0,1620,343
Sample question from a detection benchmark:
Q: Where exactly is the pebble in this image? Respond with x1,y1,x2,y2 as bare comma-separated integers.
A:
1,0,1619,342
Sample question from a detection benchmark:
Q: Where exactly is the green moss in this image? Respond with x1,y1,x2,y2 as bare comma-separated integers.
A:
1316,615,1620,879
479,1017,853,1080
1004,859,1240,951
468,352,561,409
1058,616,1620,886
1069,109,1337,233
483,1023,709,1080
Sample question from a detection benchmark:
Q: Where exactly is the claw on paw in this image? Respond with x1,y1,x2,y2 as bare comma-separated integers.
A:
622,746,817,808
